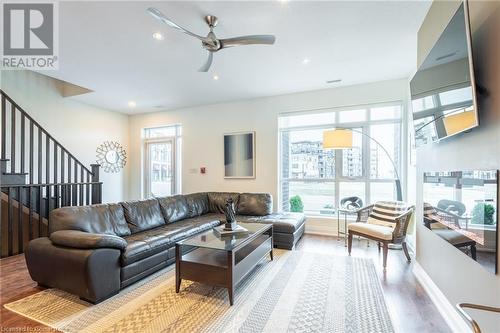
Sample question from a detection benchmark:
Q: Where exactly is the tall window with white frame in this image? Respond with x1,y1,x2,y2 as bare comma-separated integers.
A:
279,103,403,216
143,125,182,198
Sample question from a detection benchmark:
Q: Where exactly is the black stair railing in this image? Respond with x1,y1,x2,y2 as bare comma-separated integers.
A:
0,89,102,258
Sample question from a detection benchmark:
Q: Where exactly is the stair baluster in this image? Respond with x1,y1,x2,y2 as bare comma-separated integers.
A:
1,95,6,159
10,103,15,172
29,122,34,184
0,89,102,258
18,186,23,253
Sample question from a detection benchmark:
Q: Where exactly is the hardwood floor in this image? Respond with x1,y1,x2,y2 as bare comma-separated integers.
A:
0,234,450,332
0,254,48,331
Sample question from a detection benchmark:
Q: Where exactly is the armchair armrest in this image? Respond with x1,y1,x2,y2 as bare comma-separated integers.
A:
50,230,127,250
396,206,415,220
356,205,374,223
393,206,415,239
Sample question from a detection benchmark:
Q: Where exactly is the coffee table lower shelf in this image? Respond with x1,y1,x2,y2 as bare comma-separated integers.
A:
175,230,273,305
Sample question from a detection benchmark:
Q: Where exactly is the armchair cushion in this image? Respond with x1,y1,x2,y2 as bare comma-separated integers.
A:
433,229,475,245
348,222,393,241
367,201,408,228
50,230,128,250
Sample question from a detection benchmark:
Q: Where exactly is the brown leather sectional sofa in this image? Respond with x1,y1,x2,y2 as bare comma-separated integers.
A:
25,192,305,303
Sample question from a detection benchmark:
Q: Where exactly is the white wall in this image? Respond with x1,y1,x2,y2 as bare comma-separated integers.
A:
415,1,500,332
127,78,409,209
1,70,129,203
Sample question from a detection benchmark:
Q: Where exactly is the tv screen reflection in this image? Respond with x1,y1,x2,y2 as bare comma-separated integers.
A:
423,170,498,274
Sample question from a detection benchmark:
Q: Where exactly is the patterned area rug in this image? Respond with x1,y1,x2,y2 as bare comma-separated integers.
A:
5,251,393,333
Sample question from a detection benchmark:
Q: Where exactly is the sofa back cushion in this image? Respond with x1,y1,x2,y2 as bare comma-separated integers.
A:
121,199,166,233
237,193,273,216
185,193,209,217
49,203,131,236
157,195,189,223
208,192,240,214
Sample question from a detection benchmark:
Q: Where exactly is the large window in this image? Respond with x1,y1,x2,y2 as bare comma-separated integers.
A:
143,125,182,198
279,103,403,215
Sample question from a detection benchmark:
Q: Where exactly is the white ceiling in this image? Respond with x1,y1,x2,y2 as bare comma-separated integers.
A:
42,1,432,114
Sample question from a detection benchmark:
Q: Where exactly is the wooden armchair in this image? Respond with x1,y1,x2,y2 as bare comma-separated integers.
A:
347,201,414,270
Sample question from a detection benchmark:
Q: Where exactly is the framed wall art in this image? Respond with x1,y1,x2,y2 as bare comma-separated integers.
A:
224,131,255,179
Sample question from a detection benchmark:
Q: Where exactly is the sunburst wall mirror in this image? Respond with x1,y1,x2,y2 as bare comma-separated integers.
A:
96,141,127,173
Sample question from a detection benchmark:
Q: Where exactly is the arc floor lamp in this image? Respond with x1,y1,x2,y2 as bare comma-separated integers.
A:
323,128,403,201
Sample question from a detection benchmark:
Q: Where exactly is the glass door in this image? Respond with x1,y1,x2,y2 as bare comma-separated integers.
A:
144,138,175,197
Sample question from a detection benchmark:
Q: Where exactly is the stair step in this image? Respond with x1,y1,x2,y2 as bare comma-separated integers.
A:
0,158,9,161
2,172,28,176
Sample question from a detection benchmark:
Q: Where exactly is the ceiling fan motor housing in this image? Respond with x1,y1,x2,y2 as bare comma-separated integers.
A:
205,15,218,28
202,32,220,51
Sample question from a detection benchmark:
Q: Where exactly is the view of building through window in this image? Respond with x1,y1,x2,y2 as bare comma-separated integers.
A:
143,125,182,197
280,104,402,215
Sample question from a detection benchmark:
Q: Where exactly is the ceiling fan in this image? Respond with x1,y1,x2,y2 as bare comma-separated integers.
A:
147,7,276,72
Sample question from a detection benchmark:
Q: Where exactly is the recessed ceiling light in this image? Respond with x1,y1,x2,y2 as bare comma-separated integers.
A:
152,32,164,41
128,101,136,108
213,75,219,80
302,58,310,64
326,79,342,84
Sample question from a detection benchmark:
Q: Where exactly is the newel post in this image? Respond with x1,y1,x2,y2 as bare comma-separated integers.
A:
90,164,101,204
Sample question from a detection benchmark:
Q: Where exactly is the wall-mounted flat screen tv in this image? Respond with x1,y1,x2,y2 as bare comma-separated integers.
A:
410,2,478,147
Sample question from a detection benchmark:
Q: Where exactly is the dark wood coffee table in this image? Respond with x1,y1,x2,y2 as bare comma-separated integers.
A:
175,222,273,305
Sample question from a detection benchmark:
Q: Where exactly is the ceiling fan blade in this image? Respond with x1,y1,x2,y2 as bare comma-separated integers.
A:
219,35,276,49
198,52,213,72
147,7,205,41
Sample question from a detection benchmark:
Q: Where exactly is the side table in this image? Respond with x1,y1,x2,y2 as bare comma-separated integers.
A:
337,208,358,246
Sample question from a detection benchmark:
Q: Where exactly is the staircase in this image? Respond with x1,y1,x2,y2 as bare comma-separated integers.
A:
0,90,102,258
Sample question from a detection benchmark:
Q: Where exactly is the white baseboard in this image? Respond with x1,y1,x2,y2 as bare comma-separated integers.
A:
304,216,337,236
412,261,471,333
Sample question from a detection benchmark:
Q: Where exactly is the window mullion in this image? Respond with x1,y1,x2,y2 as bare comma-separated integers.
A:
364,124,371,204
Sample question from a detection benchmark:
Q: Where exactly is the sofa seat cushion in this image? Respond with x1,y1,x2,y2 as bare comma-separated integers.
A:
160,214,223,245
121,213,223,265
121,199,165,233
348,222,394,241
236,212,305,234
